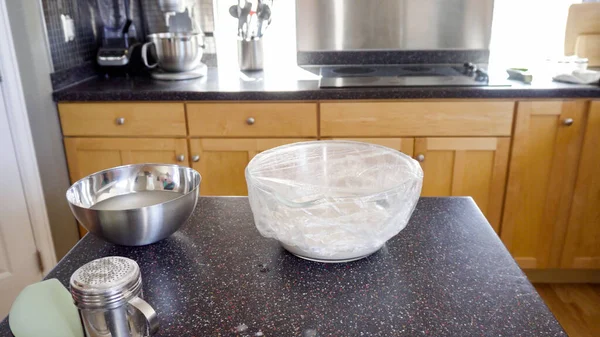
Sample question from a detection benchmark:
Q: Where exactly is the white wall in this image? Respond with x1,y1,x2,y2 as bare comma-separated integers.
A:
487,0,581,67
215,0,583,68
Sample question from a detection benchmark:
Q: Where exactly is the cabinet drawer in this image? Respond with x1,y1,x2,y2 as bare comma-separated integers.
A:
187,103,318,137
59,103,186,136
320,101,515,137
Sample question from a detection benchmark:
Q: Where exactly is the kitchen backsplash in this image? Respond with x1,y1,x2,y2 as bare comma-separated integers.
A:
43,0,215,90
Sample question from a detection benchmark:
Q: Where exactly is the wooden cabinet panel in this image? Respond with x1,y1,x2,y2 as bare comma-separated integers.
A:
561,101,600,269
501,101,587,269
187,103,318,137
320,101,515,137
189,138,310,196
59,103,186,137
327,138,415,157
414,137,510,232
64,138,189,182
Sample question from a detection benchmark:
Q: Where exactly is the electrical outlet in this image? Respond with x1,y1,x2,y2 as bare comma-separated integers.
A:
60,14,75,42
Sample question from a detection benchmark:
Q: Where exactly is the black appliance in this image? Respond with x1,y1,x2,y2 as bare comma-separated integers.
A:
97,0,143,75
319,63,506,88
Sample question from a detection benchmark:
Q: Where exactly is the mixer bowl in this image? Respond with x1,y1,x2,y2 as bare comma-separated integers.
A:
145,32,203,72
66,164,201,246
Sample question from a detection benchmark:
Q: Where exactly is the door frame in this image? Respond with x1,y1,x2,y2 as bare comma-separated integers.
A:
0,0,57,274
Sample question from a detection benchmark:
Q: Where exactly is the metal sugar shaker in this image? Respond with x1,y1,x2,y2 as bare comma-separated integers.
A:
69,256,159,337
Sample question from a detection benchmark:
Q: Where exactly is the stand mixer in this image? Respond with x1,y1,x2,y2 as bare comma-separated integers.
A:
141,0,207,80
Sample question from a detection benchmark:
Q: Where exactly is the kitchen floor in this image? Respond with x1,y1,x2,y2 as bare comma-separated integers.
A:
534,284,600,337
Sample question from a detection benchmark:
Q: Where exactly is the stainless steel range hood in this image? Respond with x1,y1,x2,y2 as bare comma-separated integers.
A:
296,0,495,51
296,0,495,65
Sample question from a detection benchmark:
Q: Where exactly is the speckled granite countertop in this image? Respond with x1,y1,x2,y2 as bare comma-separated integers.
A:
0,197,564,336
52,66,600,102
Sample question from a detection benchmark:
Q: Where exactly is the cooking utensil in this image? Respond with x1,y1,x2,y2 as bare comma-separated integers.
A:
238,1,252,39
66,163,201,246
229,4,240,18
70,257,159,337
141,32,204,72
238,38,264,71
245,141,423,263
256,2,271,37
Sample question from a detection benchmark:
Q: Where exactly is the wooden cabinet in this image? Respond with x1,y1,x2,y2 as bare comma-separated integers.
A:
501,101,588,269
64,138,189,182
189,138,310,196
414,137,510,232
561,102,600,269
55,99,600,275
59,103,186,137
320,101,514,137
187,103,318,137
329,138,415,157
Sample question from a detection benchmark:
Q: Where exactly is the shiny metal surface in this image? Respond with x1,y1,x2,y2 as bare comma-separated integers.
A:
142,32,203,72
246,117,255,125
563,118,574,126
158,0,186,13
150,62,207,80
416,154,425,162
296,0,494,51
116,117,125,125
70,256,160,336
66,163,201,246
318,64,505,88
191,155,200,162
129,296,160,335
319,75,496,88
238,39,264,71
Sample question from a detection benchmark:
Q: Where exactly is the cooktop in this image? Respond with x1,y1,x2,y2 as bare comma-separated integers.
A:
319,63,508,88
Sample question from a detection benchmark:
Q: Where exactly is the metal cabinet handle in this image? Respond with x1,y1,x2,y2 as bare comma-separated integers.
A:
116,117,125,125
562,118,574,126
246,117,255,125
176,154,185,162
416,154,425,162
192,155,200,162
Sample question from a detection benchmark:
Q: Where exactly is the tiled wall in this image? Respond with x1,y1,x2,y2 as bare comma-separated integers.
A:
42,0,215,89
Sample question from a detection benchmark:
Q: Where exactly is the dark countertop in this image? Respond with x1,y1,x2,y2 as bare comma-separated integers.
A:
53,67,600,102
0,197,565,336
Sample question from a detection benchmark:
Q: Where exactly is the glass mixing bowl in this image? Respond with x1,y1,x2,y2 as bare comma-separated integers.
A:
246,141,423,262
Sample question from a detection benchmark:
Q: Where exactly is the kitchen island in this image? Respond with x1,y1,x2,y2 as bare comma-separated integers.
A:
0,197,565,336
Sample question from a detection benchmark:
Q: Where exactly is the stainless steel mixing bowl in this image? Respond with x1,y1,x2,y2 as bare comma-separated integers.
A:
142,32,204,72
66,164,201,246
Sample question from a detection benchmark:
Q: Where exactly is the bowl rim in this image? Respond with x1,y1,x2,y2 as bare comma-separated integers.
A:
66,163,201,211
245,140,423,208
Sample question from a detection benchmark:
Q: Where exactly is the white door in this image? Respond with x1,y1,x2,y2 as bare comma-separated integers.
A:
0,84,43,317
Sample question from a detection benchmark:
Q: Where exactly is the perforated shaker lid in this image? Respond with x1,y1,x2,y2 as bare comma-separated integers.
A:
70,256,142,309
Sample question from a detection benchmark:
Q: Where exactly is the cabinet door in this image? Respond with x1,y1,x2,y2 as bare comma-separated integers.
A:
501,101,587,269
329,138,414,157
561,102,600,269
64,138,189,182
189,139,310,196
414,137,510,232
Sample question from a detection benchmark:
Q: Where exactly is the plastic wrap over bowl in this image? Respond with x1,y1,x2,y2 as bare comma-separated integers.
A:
245,141,423,262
